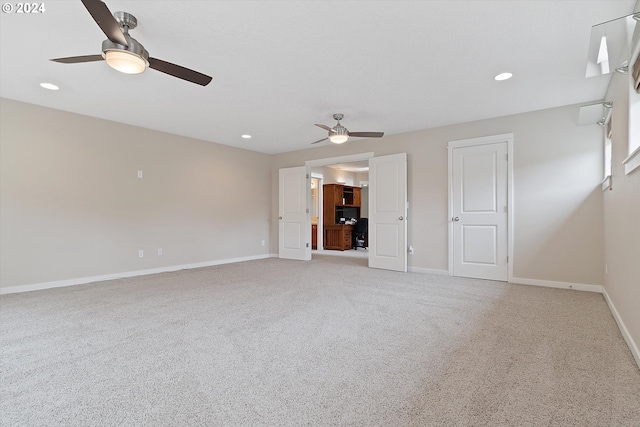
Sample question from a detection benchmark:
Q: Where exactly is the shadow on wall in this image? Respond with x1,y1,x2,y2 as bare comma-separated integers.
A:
517,186,604,285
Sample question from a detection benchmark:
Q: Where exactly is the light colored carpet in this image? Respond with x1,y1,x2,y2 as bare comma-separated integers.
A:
1,254,639,426
313,249,368,259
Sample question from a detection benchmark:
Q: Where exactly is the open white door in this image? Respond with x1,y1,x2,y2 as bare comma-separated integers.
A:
368,153,407,272
279,166,311,260
450,138,509,281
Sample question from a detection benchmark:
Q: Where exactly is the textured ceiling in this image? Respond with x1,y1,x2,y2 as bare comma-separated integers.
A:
0,1,635,154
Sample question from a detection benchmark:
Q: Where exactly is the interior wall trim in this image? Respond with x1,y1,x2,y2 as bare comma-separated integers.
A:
602,287,640,370
0,254,274,295
509,276,603,293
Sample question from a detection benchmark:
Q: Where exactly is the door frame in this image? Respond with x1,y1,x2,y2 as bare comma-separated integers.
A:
306,152,375,254
311,173,324,251
447,133,514,282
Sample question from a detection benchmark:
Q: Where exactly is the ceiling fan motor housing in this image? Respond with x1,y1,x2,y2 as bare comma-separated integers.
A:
333,124,348,136
101,11,149,69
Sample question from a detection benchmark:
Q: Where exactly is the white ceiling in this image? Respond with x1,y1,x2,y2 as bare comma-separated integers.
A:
0,1,635,154
325,162,370,173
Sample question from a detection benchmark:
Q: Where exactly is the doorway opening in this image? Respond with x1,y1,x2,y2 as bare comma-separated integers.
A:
279,152,407,271
307,153,374,261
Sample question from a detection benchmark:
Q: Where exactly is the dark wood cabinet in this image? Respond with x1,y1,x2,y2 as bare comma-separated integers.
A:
323,184,341,225
323,184,361,250
323,184,361,225
324,224,354,250
353,187,361,207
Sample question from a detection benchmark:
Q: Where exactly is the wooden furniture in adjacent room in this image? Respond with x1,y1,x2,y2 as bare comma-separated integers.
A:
324,224,355,250
312,224,318,249
323,184,361,225
323,183,361,251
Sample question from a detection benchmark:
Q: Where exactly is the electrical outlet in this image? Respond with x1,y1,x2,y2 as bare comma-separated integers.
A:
137,170,143,179
261,240,265,246
138,250,144,258
408,245,414,255
158,248,163,256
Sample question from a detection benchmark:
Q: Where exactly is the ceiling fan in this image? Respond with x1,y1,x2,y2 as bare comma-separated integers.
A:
311,113,384,145
50,0,212,86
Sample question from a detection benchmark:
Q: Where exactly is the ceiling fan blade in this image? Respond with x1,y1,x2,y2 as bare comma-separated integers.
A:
311,137,329,145
314,123,333,132
148,57,212,86
348,131,384,138
81,0,128,47
50,54,104,64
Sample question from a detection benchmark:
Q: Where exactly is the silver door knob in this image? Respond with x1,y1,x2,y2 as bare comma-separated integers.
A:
279,216,283,220
399,216,404,220
453,217,460,221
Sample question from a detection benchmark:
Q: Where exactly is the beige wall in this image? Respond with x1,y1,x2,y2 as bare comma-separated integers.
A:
311,166,357,186
271,103,604,285
0,98,271,289
1,98,607,292
603,55,640,359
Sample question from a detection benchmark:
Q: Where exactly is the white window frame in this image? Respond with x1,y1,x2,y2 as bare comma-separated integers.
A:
623,18,640,175
602,109,613,191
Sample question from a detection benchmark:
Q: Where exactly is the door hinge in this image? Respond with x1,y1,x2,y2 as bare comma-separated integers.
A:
306,174,310,179
306,243,309,248
507,256,509,263
306,208,309,213
505,153,508,161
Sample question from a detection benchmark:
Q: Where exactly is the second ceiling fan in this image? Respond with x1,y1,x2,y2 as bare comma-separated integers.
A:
311,114,384,145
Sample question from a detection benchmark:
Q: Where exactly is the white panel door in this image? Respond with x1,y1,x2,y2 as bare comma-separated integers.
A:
369,153,407,272
452,142,508,280
279,166,310,261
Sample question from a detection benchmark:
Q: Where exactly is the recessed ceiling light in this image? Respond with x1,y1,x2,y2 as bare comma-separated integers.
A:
494,72,513,81
241,134,252,139
40,82,59,90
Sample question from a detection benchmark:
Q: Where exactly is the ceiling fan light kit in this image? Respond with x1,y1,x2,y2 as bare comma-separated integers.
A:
329,130,349,145
329,135,349,144
104,49,147,74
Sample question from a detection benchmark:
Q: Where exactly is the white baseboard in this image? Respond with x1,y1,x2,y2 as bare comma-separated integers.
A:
510,276,603,293
408,267,449,275
602,288,640,370
0,254,273,295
